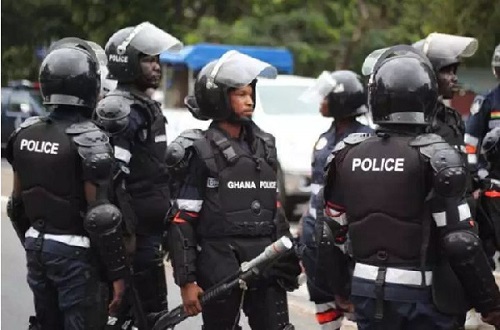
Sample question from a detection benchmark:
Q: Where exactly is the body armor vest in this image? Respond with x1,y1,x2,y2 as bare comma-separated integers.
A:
194,124,278,238
12,117,93,235
338,135,436,269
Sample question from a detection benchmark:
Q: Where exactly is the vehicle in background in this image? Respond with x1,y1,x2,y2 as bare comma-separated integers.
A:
1,80,47,149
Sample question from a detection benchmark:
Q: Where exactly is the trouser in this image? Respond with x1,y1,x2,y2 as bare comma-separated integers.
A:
351,295,461,330
25,238,108,330
107,233,167,329
201,284,292,330
301,215,344,329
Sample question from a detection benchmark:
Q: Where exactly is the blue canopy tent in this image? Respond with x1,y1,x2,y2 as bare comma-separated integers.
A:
160,43,294,74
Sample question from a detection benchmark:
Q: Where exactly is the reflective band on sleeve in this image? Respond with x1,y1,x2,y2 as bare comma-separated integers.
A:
464,134,479,147
458,203,471,221
467,154,478,165
176,199,203,212
432,211,446,227
114,146,132,164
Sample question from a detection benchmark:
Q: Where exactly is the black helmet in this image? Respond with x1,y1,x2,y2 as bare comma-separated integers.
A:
300,70,366,119
105,21,182,82
362,45,438,126
49,37,117,98
492,44,500,79
482,127,500,166
185,50,277,121
39,42,101,112
412,32,478,72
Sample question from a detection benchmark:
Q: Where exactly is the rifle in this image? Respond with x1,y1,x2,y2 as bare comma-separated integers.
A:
150,236,294,330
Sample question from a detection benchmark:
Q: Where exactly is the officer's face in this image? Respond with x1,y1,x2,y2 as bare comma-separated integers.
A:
137,54,162,89
320,97,330,117
229,85,254,118
438,65,458,99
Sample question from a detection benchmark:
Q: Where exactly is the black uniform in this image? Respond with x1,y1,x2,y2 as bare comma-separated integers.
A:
94,22,182,325
319,46,500,330
6,42,128,330
167,51,299,330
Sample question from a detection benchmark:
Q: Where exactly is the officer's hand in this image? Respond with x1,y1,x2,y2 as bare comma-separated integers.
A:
181,282,203,316
481,309,500,328
334,295,354,313
109,278,126,316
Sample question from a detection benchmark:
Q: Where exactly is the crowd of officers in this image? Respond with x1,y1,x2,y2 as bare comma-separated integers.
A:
5,20,500,330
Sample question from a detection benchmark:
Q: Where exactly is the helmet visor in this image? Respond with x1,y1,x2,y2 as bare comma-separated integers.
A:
208,50,277,88
123,21,183,56
298,71,341,104
419,33,478,62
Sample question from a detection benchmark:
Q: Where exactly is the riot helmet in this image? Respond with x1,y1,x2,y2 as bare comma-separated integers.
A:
299,70,367,119
412,32,478,72
492,44,500,79
48,37,117,98
362,45,438,126
105,22,182,82
482,127,500,166
39,39,101,113
185,50,277,121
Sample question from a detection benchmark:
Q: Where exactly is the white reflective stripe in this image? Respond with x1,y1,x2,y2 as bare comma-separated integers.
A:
467,154,478,165
176,199,203,212
311,183,322,195
458,203,471,221
25,227,90,248
315,302,337,313
310,207,317,219
332,213,347,226
464,133,479,147
353,263,432,286
114,146,131,163
432,211,446,227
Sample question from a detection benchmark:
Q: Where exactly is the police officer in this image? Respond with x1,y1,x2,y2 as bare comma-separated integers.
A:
413,33,478,148
94,22,182,326
298,70,373,329
465,45,500,265
166,50,300,329
465,44,500,173
319,45,500,329
6,39,128,330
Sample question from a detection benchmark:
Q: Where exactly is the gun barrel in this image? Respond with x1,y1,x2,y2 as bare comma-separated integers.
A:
241,236,293,272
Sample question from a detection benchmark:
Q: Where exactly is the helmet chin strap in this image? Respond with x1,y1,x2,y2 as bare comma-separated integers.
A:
226,112,252,124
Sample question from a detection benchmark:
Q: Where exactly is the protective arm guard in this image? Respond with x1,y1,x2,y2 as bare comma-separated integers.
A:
84,203,128,281
6,196,31,244
167,221,198,287
442,229,500,313
315,213,351,297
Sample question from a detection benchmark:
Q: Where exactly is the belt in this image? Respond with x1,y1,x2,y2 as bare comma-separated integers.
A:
353,263,432,286
25,227,90,248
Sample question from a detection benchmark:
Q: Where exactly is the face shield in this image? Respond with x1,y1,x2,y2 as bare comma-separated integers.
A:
116,21,183,56
206,50,278,90
298,71,344,104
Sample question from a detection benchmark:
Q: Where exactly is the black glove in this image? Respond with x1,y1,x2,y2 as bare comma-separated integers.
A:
263,251,301,291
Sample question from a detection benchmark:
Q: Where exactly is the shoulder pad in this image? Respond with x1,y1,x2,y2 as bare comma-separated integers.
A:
343,132,372,145
65,121,100,135
19,116,42,129
469,95,485,116
73,130,110,148
96,94,133,120
408,133,445,147
166,129,204,168
429,144,467,198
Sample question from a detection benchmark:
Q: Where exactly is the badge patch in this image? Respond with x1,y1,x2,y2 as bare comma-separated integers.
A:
315,137,328,150
469,96,484,115
207,177,219,188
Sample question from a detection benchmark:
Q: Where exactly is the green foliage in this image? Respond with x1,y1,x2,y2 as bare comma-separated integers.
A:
1,0,499,84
